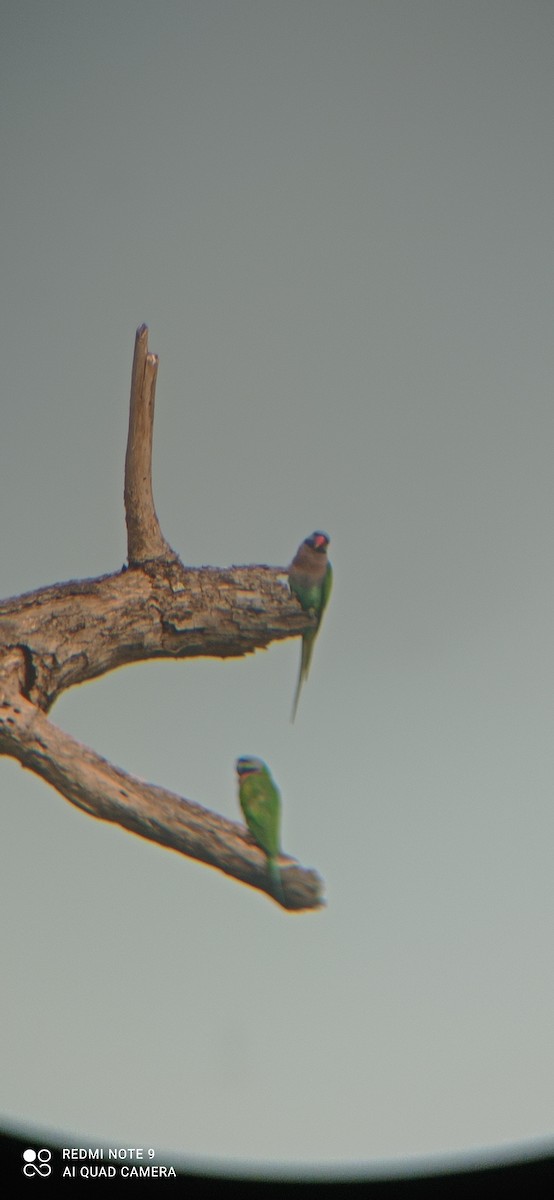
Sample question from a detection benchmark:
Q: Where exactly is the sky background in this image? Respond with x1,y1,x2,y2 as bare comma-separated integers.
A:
1,0,554,1179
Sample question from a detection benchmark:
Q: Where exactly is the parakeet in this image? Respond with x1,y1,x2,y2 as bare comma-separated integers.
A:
288,530,333,721
236,756,284,901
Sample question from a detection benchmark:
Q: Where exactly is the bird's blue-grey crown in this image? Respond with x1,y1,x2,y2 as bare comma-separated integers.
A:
236,756,265,777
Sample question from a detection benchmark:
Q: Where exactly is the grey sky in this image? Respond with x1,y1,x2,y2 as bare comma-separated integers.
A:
1,0,554,1177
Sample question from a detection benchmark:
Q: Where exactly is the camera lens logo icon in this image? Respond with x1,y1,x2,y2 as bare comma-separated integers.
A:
23,1148,52,1177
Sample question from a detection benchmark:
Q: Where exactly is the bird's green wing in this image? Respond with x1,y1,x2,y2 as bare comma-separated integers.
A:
241,774,281,860
321,562,333,616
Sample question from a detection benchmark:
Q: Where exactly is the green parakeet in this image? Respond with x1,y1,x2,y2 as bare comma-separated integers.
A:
236,756,283,901
288,530,333,721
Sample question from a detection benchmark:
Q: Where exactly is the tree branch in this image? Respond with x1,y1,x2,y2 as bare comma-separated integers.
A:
124,324,177,564
0,563,309,711
0,327,324,911
0,668,322,912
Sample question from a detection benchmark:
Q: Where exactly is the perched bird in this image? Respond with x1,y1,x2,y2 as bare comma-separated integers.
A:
236,756,284,901
288,531,333,721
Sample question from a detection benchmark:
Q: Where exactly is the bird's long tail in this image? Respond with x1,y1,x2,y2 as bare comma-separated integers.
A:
268,856,285,905
290,632,314,723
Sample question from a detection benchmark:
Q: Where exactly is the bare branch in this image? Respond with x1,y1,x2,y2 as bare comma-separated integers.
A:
0,669,322,912
0,562,310,711
124,324,177,564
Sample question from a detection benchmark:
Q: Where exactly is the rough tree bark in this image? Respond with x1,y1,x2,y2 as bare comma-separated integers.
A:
0,325,323,912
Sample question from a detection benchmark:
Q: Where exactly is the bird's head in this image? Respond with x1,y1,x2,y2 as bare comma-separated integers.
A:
236,756,266,779
305,531,330,553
